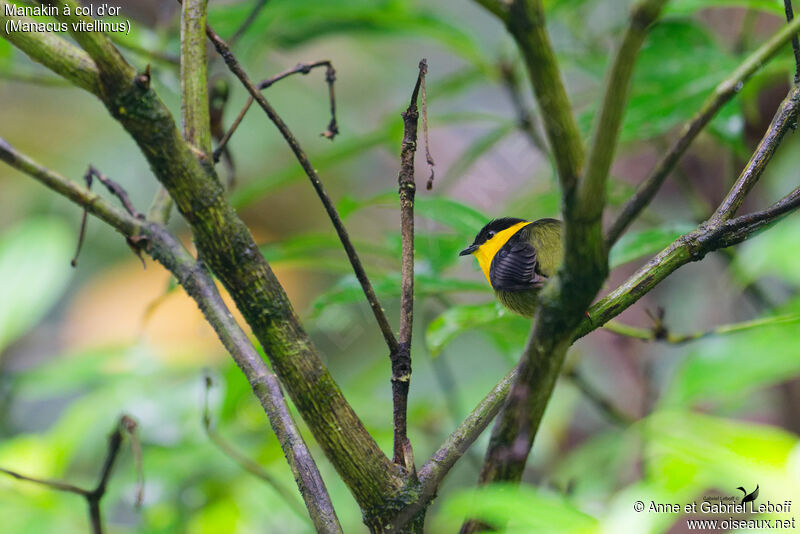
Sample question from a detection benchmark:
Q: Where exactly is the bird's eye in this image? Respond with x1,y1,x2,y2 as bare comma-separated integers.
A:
487,231,496,239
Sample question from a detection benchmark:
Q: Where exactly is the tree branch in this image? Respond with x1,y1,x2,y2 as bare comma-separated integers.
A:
603,312,800,343
504,0,584,194
459,6,668,518
181,0,213,156
711,82,800,222
392,369,516,530
10,3,404,512
785,0,800,83
0,139,343,534
228,0,269,47
390,60,427,472
498,61,549,154
212,60,337,163
580,0,668,219
202,374,309,522
204,25,401,360
564,369,634,426
0,3,100,94
0,415,136,534
579,85,800,337
38,0,135,94
608,14,800,245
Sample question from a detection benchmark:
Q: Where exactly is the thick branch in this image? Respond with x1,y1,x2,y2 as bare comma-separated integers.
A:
0,4,100,94
607,14,800,245
504,0,584,194
461,4,669,513
579,86,800,336
181,0,213,155
579,0,668,219
0,139,343,534
39,0,135,94
17,4,404,511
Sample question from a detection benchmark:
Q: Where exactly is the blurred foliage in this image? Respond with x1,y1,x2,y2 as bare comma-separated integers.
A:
2,0,800,532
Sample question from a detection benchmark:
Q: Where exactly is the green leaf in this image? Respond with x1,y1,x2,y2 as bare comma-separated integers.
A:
731,214,800,286
662,297,800,407
646,410,798,493
0,218,73,352
434,483,599,534
441,123,516,186
209,0,490,65
666,0,784,16
609,223,695,269
577,20,738,143
260,233,393,274
311,274,487,315
0,38,12,70
415,196,489,235
425,301,530,357
338,193,488,235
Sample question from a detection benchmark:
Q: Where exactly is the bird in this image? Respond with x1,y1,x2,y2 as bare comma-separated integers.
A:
459,217,563,317
737,484,759,505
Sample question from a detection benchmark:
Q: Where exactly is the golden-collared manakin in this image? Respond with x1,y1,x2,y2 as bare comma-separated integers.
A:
459,217,563,317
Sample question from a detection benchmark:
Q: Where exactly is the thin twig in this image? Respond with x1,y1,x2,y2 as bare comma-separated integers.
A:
120,415,144,509
212,60,337,162
0,467,89,496
607,14,800,246
603,312,800,343
228,0,269,48
202,374,309,521
109,35,180,66
498,61,549,154
86,166,143,219
564,369,634,426
0,415,134,534
785,0,800,83
391,59,427,472
711,86,800,222
204,25,400,355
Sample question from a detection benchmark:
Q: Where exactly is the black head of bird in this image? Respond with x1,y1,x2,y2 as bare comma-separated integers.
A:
459,217,563,318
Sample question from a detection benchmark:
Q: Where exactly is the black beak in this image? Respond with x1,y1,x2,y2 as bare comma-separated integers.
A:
459,244,478,256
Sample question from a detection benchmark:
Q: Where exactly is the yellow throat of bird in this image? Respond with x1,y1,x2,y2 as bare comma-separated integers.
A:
472,221,530,287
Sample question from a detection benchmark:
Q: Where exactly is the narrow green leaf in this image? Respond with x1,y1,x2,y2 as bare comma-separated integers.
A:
0,218,73,353
662,299,800,407
425,301,529,357
666,0,784,16
434,483,599,534
609,223,695,268
442,123,516,185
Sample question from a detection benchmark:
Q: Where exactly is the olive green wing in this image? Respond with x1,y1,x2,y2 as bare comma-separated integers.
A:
526,218,563,277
